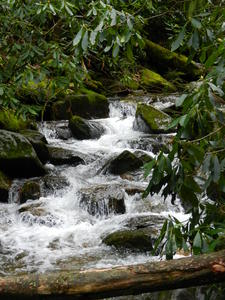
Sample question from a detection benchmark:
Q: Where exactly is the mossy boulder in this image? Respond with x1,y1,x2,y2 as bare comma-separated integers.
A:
140,68,176,92
103,229,153,252
79,184,126,216
0,130,46,178
51,89,109,120
134,103,172,134
19,180,41,204
0,171,11,203
107,150,143,175
20,130,50,164
69,116,104,140
48,146,85,166
0,109,36,132
145,39,203,80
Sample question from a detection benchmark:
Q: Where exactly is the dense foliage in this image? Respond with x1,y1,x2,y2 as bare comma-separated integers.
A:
143,1,225,258
0,0,224,259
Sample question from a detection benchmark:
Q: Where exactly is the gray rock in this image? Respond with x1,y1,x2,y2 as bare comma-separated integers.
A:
42,174,69,196
19,180,41,204
79,184,126,216
48,146,85,166
107,150,143,175
69,116,104,140
20,129,50,163
103,229,153,252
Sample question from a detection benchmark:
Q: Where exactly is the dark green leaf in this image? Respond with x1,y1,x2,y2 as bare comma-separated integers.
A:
81,31,89,51
171,26,186,52
191,18,202,29
73,28,83,46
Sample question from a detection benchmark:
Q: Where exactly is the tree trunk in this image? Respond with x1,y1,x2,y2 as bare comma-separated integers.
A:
0,250,225,299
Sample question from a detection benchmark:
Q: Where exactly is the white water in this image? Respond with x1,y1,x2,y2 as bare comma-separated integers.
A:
0,99,186,276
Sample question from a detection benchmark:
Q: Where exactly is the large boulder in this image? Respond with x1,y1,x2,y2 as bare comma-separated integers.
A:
134,103,172,134
20,129,50,164
0,171,11,203
51,89,109,120
107,150,143,175
69,116,104,140
140,68,176,92
48,146,85,166
0,130,46,178
79,184,126,216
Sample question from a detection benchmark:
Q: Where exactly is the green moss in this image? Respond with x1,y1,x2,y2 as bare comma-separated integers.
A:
140,68,176,92
0,109,33,132
136,103,172,133
78,88,108,104
145,39,203,79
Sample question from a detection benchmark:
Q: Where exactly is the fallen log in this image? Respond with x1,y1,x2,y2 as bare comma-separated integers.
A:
0,250,225,299
144,39,203,80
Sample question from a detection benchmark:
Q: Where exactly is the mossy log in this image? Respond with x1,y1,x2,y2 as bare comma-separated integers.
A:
0,250,225,299
144,39,203,80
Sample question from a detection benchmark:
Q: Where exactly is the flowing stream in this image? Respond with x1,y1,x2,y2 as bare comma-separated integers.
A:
0,96,190,296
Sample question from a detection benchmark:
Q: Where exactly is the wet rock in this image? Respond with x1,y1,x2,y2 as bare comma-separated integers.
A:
124,214,165,231
0,171,11,203
55,126,72,140
51,89,109,120
48,146,85,166
103,229,153,252
133,150,154,164
69,116,104,140
79,185,126,216
19,180,41,204
20,129,50,164
107,150,143,175
103,214,166,252
140,68,176,92
124,186,145,195
42,174,69,196
18,201,61,227
133,103,173,134
128,135,173,154
0,129,46,178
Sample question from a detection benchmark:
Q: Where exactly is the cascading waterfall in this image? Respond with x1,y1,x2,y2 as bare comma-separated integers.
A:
0,98,187,277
